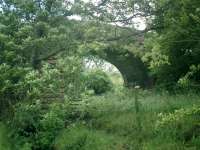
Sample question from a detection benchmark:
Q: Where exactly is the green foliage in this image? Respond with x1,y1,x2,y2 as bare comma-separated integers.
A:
108,72,124,87
154,104,200,149
1,0,200,149
0,32,28,114
54,124,125,150
79,90,200,149
85,70,112,95
0,0,80,115
10,101,69,150
2,87,200,150
144,0,200,89
4,55,86,149
156,105,200,141
20,57,85,101
0,123,12,150
178,64,200,89
0,64,28,116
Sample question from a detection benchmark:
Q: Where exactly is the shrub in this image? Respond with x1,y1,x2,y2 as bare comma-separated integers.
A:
54,124,124,150
85,70,112,95
20,57,85,102
9,97,91,150
0,64,28,116
10,101,70,150
156,105,200,143
0,122,12,150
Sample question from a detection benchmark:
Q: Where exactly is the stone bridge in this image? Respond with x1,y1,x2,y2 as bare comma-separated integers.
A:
86,46,150,88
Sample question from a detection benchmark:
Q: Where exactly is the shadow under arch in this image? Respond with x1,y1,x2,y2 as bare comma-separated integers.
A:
84,47,150,88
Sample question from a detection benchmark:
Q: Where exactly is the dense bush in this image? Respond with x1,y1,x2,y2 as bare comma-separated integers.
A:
0,64,28,116
0,122,12,150
156,105,200,143
10,101,70,150
19,57,85,102
4,56,87,150
85,70,112,95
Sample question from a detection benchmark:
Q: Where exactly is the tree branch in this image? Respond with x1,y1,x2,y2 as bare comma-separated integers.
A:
37,49,65,62
97,0,109,7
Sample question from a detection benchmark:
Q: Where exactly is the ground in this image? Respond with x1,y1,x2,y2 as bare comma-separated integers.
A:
54,88,200,150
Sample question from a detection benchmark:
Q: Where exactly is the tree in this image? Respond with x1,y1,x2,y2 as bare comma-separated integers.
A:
0,0,81,114
143,0,200,89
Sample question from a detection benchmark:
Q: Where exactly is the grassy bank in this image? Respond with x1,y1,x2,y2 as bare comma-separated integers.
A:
54,89,200,150
1,89,200,150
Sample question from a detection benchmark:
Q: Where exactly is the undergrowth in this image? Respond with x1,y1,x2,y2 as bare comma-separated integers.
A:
2,89,200,150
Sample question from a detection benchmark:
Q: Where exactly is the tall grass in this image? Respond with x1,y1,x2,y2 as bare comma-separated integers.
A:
54,124,126,150
55,89,200,150
2,88,200,150
0,122,11,150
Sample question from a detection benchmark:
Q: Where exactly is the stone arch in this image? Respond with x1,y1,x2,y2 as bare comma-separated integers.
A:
87,47,150,88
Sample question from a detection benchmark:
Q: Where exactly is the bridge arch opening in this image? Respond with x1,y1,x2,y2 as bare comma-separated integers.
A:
83,56,124,86
83,46,150,87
